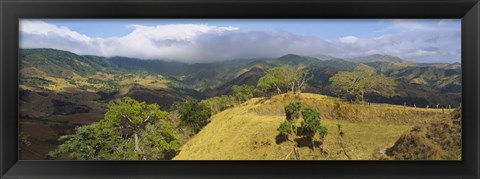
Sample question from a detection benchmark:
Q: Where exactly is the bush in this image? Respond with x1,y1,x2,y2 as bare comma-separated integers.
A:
20,77,53,87
278,121,293,136
49,97,179,160
86,78,105,84
172,97,212,133
319,125,328,139
201,95,237,114
284,102,302,121
301,107,321,132
231,84,255,103
301,107,328,151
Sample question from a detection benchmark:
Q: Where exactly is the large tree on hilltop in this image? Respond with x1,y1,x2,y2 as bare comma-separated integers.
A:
329,71,397,102
257,66,312,96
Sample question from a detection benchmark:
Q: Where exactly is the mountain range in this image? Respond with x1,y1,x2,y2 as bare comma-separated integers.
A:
19,48,461,118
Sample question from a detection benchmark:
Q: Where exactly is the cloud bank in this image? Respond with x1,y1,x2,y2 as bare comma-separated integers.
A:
20,20,460,63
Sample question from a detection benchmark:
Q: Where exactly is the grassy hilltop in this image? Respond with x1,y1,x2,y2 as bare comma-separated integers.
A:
174,93,452,160
18,49,461,160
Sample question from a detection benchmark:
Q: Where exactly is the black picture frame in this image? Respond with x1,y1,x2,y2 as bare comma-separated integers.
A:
1,0,479,178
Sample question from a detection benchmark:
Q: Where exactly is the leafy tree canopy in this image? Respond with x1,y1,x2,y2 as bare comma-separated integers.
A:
49,97,179,160
172,96,212,133
231,84,255,103
257,66,312,95
329,71,397,102
284,102,302,121
301,107,328,151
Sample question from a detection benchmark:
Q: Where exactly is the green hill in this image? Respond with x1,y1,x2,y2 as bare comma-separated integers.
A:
18,48,462,160
19,48,462,110
347,54,404,63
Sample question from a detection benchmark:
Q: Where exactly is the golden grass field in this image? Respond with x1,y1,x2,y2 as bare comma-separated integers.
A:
174,93,452,160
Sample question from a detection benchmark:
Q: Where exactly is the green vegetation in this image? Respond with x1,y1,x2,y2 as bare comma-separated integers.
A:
172,97,212,134
284,102,302,134
49,97,179,160
300,107,328,151
86,78,105,84
256,66,312,95
277,102,328,153
257,67,284,95
329,71,397,102
20,77,53,87
200,95,237,114
97,80,121,100
18,49,462,161
174,93,451,160
277,121,293,140
231,84,255,103
285,102,302,121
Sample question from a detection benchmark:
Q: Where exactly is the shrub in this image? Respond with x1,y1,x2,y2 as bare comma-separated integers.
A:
172,97,212,133
49,97,179,160
278,121,293,136
301,107,328,151
200,95,237,114
284,102,302,121
231,84,255,103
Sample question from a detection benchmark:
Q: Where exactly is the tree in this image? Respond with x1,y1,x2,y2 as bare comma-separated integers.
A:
257,66,313,96
277,121,293,141
329,71,397,102
231,84,255,103
301,107,328,151
277,102,302,144
256,67,285,95
49,97,179,160
285,102,302,121
292,67,313,94
172,96,212,133
200,95,237,114
284,102,302,134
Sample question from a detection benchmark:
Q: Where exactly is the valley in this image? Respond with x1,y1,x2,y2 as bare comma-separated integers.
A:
18,48,462,160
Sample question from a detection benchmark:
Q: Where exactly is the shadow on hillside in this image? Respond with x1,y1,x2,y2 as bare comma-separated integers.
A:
294,137,322,150
275,134,289,144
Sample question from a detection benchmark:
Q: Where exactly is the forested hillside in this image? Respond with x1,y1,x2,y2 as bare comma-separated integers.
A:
18,48,462,160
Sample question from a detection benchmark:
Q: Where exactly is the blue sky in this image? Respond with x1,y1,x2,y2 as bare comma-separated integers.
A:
20,19,461,63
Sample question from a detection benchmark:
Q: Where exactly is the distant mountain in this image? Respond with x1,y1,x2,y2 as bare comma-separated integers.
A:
19,48,462,109
204,67,265,97
312,54,337,61
18,48,463,161
351,61,461,106
240,54,356,72
19,48,109,78
347,54,404,63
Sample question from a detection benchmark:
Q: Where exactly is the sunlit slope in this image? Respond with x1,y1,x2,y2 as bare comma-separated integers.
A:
174,93,451,160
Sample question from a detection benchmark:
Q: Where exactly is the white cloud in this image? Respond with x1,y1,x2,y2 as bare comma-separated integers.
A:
20,20,92,42
412,49,439,57
19,20,461,63
437,19,455,26
339,36,358,44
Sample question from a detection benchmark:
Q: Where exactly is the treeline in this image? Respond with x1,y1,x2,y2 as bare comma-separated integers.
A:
49,97,180,160
49,95,215,160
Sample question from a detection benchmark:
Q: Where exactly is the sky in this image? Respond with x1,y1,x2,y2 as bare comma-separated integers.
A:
19,19,461,63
